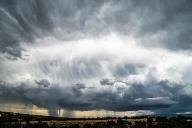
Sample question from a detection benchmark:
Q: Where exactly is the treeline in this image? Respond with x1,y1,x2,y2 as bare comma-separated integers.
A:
1,111,192,128
0,117,192,128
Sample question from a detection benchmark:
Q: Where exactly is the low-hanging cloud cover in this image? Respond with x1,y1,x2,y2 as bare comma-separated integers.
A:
0,0,192,117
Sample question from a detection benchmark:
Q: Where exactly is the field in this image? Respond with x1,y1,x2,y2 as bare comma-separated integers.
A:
0,111,192,128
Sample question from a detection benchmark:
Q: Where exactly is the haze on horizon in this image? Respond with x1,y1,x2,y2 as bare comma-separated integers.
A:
0,0,192,117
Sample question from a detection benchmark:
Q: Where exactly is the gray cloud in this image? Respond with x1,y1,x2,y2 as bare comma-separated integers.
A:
100,79,115,86
35,79,51,88
0,0,192,58
0,77,192,116
1,0,192,116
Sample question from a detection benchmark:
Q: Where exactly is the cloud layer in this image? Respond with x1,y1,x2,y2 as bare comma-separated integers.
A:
0,0,192,116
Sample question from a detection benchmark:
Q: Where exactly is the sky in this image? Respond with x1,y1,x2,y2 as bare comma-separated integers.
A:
0,0,192,117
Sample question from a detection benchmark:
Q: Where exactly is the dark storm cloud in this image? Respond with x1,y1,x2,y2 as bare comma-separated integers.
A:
0,0,192,58
0,0,53,58
92,81,176,111
35,79,50,88
0,0,104,58
72,83,86,97
135,0,192,50
100,78,115,86
1,78,192,116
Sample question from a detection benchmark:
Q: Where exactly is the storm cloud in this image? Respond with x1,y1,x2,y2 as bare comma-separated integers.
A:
0,0,192,116
1,0,192,58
